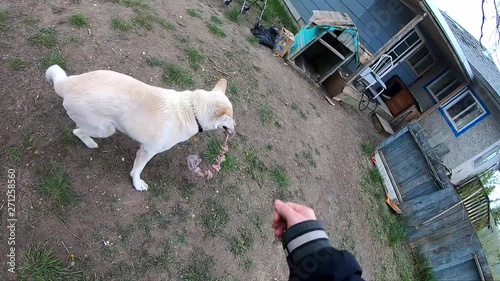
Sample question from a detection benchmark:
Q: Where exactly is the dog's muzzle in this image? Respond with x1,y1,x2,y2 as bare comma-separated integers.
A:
223,126,235,136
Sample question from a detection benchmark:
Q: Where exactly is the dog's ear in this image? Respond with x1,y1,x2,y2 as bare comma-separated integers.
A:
212,78,227,94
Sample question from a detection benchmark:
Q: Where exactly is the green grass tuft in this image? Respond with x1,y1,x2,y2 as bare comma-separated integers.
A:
186,8,202,18
210,15,223,25
8,146,21,162
9,57,26,70
265,144,273,150
19,244,66,281
145,56,164,67
133,10,155,30
29,27,57,48
207,23,226,37
230,232,253,257
150,180,169,200
247,35,258,44
369,168,383,184
41,52,66,70
120,0,150,8
227,84,239,99
203,138,222,164
414,250,436,281
61,128,78,146
181,252,216,281
361,142,375,157
112,17,133,32
69,13,89,27
162,63,194,87
222,153,237,173
226,7,240,22
0,10,8,31
91,228,103,242
201,200,229,236
260,107,274,124
270,166,290,188
157,18,176,31
37,160,78,210
245,149,267,182
186,47,204,70
262,0,299,34
179,180,197,199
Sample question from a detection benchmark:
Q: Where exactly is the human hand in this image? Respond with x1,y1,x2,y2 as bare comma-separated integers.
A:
272,200,317,240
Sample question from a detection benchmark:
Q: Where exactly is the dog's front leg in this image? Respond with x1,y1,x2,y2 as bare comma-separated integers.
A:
130,145,157,191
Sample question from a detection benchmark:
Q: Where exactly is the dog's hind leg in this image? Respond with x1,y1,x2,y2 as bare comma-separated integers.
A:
73,123,116,149
130,145,158,191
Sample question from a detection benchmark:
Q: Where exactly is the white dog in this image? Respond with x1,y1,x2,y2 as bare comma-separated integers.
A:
46,65,236,191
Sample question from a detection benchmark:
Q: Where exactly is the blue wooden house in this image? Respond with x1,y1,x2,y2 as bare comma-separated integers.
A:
283,0,500,279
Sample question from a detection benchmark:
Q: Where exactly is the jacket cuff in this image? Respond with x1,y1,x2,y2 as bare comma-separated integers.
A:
282,220,331,263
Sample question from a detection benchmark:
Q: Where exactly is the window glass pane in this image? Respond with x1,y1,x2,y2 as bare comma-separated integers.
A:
436,80,460,99
408,47,429,65
406,31,419,45
445,92,484,130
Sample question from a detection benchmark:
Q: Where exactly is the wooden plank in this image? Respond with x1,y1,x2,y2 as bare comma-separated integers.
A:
434,259,481,281
346,13,426,84
377,126,409,150
402,181,438,201
318,38,346,60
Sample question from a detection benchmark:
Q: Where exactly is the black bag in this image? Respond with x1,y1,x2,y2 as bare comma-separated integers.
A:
250,22,280,49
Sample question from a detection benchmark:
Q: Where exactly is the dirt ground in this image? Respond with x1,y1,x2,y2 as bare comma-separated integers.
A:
0,0,410,280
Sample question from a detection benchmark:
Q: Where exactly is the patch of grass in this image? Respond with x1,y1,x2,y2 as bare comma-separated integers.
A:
260,107,274,125
69,13,89,27
361,142,376,157
186,47,204,70
162,63,194,87
227,84,239,99
22,129,34,149
61,128,78,146
29,27,57,48
369,167,383,184
133,10,155,30
186,8,202,19
245,149,267,182
120,0,150,8
265,144,273,150
181,252,216,281
19,243,66,280
150,180,169,200
413,250,436,281
203,138,223,164
201,200,229,236
175,33,190,44
37,160,78,210
230,232,253,257
9,57,26,70
222,153,238,173
179,180,197,199
247,35,258,44
210,15,223,25
386,216,406,246
145,56,164,67
207,23,226,37
91,228,102,242
270,166,290,188
41,52,66,70
273,121,282,128
225,7,240,22
262,0,299,34
23,16,39,26
8,146,21,162
111,17,133,32
169,233,187,247
157,18,176,30
0,10,8,31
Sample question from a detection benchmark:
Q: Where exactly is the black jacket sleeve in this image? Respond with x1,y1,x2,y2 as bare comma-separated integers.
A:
282,220,364,281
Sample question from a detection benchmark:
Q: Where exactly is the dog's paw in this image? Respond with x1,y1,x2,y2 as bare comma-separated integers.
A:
85,141,99,149
133,179,149,192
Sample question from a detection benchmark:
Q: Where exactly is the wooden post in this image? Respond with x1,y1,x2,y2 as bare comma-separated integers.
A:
346,13,426,84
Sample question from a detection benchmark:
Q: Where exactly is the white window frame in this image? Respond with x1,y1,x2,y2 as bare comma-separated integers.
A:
441,88,489,135
406,44,435,77
474,144,500,168
386,28,425,65
426,69,463,102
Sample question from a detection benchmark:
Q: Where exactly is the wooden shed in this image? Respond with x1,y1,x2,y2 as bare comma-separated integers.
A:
377,121,493,280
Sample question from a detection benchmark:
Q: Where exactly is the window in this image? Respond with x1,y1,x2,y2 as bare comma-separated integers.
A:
474,145,500,168
407,45,435,77
386,29,425,64
426,69,463,102
439,88,490,136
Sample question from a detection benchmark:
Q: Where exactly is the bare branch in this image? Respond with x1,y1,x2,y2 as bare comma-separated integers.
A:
480,0,487,45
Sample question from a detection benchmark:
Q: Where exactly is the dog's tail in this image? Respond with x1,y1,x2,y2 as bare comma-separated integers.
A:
45,65,67,96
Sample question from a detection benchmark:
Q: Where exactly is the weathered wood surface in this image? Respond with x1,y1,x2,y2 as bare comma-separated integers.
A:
379,121,493,280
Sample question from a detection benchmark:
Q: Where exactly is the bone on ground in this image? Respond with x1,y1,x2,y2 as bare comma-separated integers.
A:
187,132,230,179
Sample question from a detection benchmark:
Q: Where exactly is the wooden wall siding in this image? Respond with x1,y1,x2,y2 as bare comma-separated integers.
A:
289,0,418,85
457,177,491,230
378,121,493,280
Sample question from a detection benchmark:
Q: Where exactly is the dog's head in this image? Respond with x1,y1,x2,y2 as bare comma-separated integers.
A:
199,78,236,135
